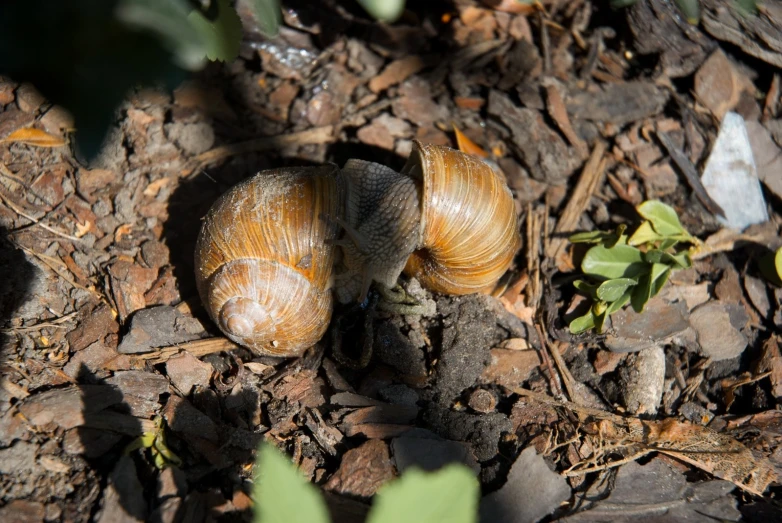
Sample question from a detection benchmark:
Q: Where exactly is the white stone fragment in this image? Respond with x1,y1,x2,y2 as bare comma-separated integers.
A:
701,112,768,231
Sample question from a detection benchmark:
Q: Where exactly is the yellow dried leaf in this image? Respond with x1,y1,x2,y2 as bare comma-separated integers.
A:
75,220,91,238
453,125,489,158
2,127,67,148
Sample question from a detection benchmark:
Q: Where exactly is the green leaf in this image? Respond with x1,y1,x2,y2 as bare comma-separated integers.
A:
628,221,665,246
658,238,678,251
569,230,613,244
636,201,688,238
605,225,628,248
593,308,607,333
253,443,330,523
187,0,242,62
581,244,646,280
630,271,652,313
610,0,639,7
596,278,638,302
759,248,782,286
573,280,598,299
117,0,208,70
605,290,632,315
671,251,692,269
367,465,479,523
649,263,671,298
570,224,626,247
643,249,689,268
674,0,700,24
356,0,406,22
245,0,282,37
569,311,597,334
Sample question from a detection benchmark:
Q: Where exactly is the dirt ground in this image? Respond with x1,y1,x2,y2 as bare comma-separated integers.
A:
1,0,782,521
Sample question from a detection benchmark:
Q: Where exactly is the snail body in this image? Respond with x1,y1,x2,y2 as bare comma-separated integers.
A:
195,142,520,357
194,166,344,357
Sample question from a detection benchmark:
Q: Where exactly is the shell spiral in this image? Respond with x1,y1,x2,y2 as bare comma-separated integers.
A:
401,141,521,294
194,166,344,357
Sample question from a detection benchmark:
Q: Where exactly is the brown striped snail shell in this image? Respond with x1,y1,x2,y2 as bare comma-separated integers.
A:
194,166,345,357
401,141,521,295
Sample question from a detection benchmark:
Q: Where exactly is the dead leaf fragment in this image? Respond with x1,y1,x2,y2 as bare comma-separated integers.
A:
1,127,67,147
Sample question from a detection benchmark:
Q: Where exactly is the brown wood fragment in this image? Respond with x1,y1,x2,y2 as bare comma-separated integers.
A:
368,56,426,93
543,81,587,157
134,337,240,364
545,141,607,264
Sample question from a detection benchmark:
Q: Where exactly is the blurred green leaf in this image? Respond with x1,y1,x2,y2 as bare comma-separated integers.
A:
650,263,671,297
610,0,639,7
573,280,599,299
674,0,700,24
631,271,652,313
606,290,632,315
569,311,597,334
760,248,782,286
187,0,242,62
356,0,406,22
636,201,689,238
658,238,679,251
253,443,330,523
244,0,282,37
367,466,479,523
644,249,689,268
570,230,614,244
117,0,206,69
628,221,664,246
672,251,692,269
596,278,638,302
582,244,646,280
0,0,187,160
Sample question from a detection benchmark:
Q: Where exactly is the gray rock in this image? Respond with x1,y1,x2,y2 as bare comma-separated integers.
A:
18,385,123,431
690,301,748,361
165,351,213,395
605,297,690,353
423,407,512,462
391,428,479,474
0,440,39,474
620,346,666,416
560,459,739,523
104,370,170,417
118,306,205,354
96,456,147,523
164,121,215,156
480,447,571,523
378,384,419,406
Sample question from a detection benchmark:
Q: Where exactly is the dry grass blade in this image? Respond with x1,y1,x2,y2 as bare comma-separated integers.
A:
515,388,778,496
188,126,336,175
133,337,240,364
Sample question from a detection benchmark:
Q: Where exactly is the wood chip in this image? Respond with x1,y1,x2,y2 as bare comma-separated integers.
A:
368,56,426,93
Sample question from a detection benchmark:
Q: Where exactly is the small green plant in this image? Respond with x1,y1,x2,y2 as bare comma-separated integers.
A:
252,442,479,523
568,201,700,334
125,415,182,469
759,245,782,287
356,0,406,22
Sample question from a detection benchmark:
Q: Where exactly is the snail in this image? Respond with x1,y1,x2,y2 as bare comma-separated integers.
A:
194,141,521,357
194,166,345,356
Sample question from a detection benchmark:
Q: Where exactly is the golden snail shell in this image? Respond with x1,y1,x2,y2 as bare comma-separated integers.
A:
194,166,345,357
401,141,521,294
